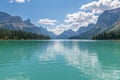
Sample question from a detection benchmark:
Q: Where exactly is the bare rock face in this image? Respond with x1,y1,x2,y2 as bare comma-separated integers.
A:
0,11,56,38
78,7,120,39
24,18,33,25
96,8,120,29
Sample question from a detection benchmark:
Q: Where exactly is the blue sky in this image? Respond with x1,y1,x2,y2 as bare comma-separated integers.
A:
0,0,92,24
0,0,120,34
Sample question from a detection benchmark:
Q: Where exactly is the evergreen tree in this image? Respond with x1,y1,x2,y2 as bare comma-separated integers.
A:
0,28,50,40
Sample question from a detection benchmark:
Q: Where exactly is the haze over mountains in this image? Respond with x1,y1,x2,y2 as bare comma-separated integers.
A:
0,7,120,39
57,24,95,39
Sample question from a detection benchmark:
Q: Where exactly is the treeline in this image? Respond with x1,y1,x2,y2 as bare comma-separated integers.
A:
0,29,50,40
92,31,120,40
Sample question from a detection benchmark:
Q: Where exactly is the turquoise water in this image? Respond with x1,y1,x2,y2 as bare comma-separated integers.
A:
0,40,120,80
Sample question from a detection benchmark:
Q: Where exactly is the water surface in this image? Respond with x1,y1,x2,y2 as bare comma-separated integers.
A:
0,40,120,80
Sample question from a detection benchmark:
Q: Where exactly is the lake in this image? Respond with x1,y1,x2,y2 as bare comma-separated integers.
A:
0,40,120,80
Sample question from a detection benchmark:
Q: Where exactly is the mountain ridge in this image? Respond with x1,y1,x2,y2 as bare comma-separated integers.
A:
75,7,120,39
0,11,56,38
1,7,120,39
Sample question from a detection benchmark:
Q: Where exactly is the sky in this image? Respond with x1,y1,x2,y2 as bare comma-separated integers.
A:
0,0,120,35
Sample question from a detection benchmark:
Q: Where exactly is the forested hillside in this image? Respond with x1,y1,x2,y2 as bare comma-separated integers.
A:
0,29,50,40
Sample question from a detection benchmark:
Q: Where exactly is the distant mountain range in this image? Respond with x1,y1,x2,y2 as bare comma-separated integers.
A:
1,7,120,39
56,23,94,39
56,29,79,39
0,11,56,38
70,7,120,39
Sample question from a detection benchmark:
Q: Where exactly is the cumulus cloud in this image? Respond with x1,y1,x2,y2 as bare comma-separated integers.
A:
80,0,120,14
41,0,120,35
47,24,67,35
38,18,57,25
64,0,120,30
10,0,30,3
49,11,98,35
51,0,120,35
65,11,98,27
48,23,82,35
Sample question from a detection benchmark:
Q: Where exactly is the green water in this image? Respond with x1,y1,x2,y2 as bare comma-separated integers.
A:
0,40,120,80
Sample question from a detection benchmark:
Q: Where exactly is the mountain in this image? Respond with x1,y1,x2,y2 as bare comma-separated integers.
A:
56,23,95,39
56,30,79,39
92,24,120,40
24,18,34,25
38,26,56,38
65,24,94,39
0,11,56,38
78,7,120,39
95,7,120,31
2,7,120,39
77,24,95,34
109,24,120,32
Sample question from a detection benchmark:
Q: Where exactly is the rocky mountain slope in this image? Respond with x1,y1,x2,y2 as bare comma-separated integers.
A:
0,11,56,38
78,7,120,39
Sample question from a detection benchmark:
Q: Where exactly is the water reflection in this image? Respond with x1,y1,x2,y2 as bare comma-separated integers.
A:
0,41,50,66
0,40,120,80
39,40,120,80
5,76,29,80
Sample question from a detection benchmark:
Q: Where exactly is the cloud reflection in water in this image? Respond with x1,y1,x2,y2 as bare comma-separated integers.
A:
39,41,120,80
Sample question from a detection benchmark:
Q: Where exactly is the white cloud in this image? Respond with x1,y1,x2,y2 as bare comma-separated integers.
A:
38,18,57,25
47,24,67,35
47,23,82,35
48,11,98,35
10,0,30,3
64,0,120,31
80,0,120,14
51,0,120,35
65,11,98,27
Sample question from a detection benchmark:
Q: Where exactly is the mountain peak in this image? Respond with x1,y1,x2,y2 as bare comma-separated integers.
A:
0,11,11,17
65,29,74,32
105,7,120,13
24,18,33,25
96,7,120,29
0,11,11,22
77,23,94,34
10,16,23,23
